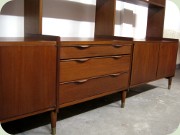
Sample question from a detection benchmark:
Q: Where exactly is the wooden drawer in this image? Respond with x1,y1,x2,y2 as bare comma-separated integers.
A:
60,44,131,59
59,72,129,106
60,55,131,82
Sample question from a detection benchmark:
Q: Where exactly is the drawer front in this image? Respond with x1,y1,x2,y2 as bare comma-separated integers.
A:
59,72,129,105
60,45,131,59
60,55,131,82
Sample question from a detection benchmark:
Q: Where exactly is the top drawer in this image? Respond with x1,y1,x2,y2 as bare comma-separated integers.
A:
60,44,132,59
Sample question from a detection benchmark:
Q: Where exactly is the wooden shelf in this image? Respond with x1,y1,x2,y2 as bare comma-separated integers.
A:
119,0,165,8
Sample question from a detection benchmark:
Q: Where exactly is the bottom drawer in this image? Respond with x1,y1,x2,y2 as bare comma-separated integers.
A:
59,72,129,106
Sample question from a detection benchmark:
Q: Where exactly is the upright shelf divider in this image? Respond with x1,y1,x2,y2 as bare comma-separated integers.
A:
24,0,43,35
95,0,116,36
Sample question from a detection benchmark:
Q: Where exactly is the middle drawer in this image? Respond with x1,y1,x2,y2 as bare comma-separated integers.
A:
60,55,131,82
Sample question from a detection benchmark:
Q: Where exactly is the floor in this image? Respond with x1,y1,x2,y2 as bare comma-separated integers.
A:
3,70,180,135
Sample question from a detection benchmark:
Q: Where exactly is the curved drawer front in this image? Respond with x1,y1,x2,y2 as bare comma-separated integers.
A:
60,55,131,82
59,72,129,106
60,44,131,59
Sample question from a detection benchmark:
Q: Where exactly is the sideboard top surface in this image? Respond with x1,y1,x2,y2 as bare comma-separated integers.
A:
0,37,57,46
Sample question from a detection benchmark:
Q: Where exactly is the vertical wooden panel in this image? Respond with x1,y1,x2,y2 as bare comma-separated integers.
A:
149,0,165,6
146,6,165,38
130,42,159,86
24,0,42,35
95,0,116,36
157,42,179,78
0,44,56,120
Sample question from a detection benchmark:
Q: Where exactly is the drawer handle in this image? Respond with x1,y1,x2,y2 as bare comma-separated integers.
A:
110,73,121,77
75,58,90,63
113,45,122,48
76,45,91,49
111,56,122,59
74,79,88,84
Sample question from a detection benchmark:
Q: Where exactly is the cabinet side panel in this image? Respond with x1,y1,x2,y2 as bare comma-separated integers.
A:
95,0,116,36
157,42,179,78
24,0,42,35
0,45,56,121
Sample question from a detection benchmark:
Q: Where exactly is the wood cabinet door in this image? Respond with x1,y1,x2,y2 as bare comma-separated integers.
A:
157,42,178,78
130,42,159,86
0,45,56,121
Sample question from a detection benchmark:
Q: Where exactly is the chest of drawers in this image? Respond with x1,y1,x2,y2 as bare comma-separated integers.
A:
58,39,133,108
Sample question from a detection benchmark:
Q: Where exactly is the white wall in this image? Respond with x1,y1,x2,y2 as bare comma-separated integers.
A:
42,0,96,37
42,0,148,39
163,0,180,64
0,0,147,39
115,1,148,39
0,0,24,37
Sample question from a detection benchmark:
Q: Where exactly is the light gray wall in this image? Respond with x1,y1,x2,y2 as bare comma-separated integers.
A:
0,0,24,37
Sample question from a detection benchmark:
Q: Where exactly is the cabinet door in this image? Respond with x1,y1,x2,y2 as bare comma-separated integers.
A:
0,45,56,121
157,42,178,78
130,42,159,86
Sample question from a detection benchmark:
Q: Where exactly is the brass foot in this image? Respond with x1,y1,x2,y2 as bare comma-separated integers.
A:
51,127,56,135
121,103,125,108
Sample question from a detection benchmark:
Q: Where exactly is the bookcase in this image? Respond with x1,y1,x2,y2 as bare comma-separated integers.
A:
0,0,178,135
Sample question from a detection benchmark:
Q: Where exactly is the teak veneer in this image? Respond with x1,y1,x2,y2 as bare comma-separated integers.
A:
0,0,179,135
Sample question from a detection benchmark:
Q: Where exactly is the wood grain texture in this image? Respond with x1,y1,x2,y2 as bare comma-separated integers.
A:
59,72,129,105
60,55,131,82
146,6,165,38
157,42,179,78
24,0,42,35
130,42,159,86
0,44,56,121
95,0,116,36
148,0,165,6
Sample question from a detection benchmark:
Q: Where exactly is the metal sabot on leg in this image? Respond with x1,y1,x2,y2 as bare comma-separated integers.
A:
51,127,56,135
121,103,125,108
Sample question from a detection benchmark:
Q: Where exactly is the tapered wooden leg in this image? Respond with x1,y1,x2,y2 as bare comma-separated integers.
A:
168,77,173,90
121,90,127,108
51,111,57,135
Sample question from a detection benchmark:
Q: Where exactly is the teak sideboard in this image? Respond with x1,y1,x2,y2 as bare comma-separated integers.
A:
0,0,179,135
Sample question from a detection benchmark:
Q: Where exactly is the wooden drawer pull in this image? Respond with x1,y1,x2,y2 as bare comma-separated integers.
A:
111,56,122,59
74,79,89,84
110,73,121,77
75,58,90,63
113,44,123,48
75,45,91,49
